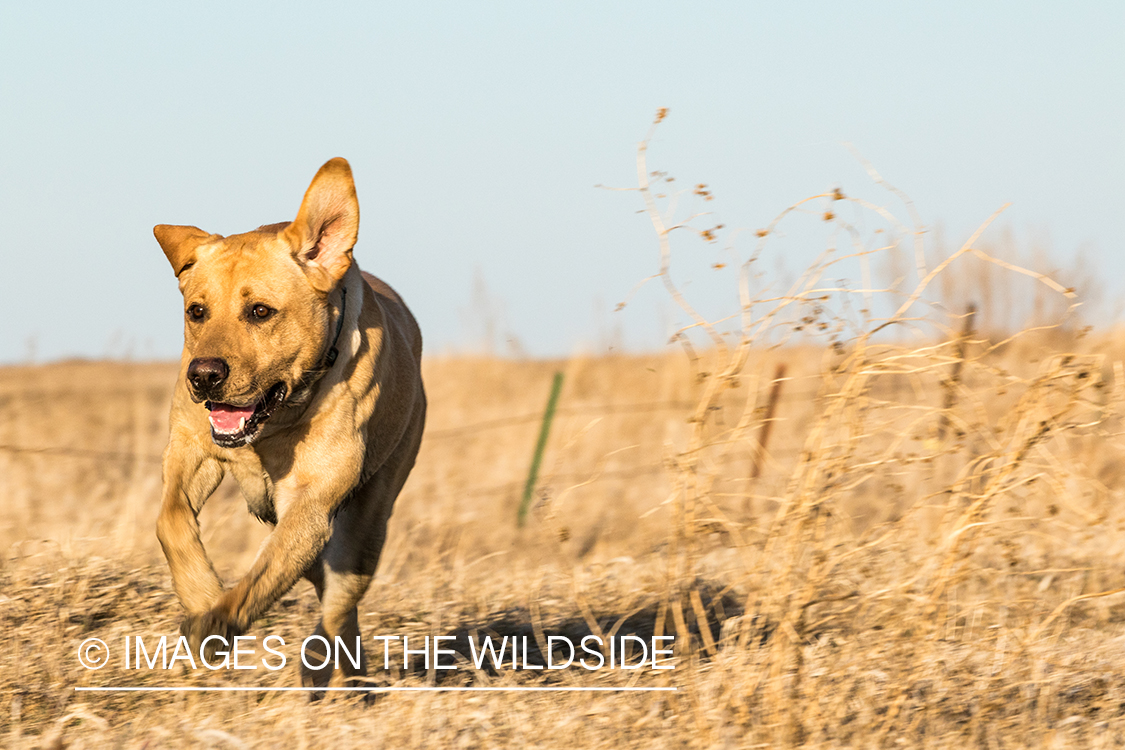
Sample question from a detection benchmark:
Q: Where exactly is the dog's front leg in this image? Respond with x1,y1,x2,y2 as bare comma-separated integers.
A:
182,481,343,649
157,447,225,614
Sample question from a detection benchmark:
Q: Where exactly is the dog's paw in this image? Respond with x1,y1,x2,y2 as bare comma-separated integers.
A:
180,611,243,661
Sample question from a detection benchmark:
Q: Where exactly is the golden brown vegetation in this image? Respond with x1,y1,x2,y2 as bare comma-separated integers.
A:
4,116,1125,747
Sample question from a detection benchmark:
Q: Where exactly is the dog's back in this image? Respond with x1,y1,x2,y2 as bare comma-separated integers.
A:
362,271,423,363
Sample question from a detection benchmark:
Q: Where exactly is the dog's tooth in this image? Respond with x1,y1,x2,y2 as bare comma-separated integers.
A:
239,417,246,431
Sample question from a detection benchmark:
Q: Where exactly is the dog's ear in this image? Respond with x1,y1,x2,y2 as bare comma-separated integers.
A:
284,158,359,293
154,225,212,277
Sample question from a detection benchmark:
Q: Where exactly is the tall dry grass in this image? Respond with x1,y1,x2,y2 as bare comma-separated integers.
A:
4,112,1125,747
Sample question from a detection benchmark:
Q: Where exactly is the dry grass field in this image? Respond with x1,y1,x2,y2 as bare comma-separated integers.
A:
5,120,1125,747
8,325,1125,748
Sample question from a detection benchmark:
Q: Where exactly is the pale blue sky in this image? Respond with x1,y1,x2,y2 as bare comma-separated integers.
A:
1,2,1121,362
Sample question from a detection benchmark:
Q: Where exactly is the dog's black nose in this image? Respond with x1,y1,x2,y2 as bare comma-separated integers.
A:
187,358,229,393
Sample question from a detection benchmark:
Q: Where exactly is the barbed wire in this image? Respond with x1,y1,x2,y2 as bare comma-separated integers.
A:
0,443,162,463
0,390,823,464
0,377,920,502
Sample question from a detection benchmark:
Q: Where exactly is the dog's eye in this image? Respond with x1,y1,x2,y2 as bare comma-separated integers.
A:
250,304,274,321
187,304,206,321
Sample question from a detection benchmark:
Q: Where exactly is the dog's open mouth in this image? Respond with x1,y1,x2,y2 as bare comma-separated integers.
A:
205,383,287,447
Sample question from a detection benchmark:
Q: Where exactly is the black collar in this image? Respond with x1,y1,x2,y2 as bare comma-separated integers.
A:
323,285,347,368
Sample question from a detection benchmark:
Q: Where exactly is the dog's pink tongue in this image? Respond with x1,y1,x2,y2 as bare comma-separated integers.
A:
209,403,255,432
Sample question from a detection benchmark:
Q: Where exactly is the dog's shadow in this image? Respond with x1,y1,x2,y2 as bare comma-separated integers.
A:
373,582,756,687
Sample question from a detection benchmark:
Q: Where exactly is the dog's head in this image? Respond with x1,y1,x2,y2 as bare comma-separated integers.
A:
155,158,359,448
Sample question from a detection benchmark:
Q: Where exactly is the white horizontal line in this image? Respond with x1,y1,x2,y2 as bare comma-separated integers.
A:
75,686,677,693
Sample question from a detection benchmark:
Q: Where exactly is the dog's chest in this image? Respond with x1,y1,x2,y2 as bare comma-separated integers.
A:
226,459,277,525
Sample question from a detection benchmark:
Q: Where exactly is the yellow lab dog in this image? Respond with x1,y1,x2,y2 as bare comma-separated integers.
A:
153,158,426,687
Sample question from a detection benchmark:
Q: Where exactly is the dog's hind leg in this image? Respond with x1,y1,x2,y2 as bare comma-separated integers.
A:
301,415,425,690
299,558,366,690
299,468,404,689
